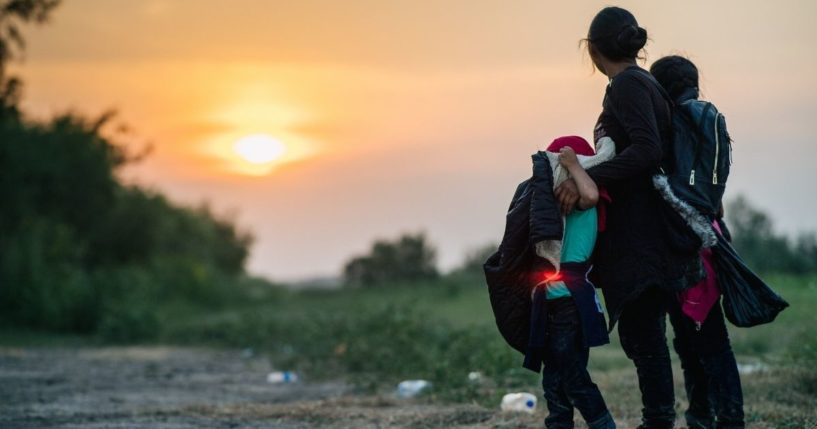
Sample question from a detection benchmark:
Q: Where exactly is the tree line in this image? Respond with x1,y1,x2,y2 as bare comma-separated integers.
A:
342,198,817,287
0,1,264,340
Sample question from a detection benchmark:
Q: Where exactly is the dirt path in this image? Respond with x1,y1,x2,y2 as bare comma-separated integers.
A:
5,345,813,428
0,346,541,429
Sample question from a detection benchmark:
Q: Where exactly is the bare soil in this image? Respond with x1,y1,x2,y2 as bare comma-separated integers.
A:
0,346,540,429
3,346,815,428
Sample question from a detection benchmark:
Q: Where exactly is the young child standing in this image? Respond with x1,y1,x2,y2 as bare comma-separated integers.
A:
650,55,744,429
524,136,616,429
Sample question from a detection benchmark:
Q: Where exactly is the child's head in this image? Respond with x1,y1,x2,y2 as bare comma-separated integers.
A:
547,136,595,156
650,55,699,102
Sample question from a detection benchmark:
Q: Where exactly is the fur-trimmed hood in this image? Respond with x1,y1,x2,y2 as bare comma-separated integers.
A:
652,174,717,248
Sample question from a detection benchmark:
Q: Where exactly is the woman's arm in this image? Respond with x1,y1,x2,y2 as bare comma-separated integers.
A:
559,148,598,210
585,73,664,187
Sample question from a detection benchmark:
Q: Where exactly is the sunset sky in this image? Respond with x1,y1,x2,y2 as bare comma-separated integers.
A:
13,0,817,281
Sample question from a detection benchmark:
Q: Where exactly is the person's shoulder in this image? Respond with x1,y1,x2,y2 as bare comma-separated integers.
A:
705,100,725,116
683,99,724,119
608,67,655,99
611,67,651,87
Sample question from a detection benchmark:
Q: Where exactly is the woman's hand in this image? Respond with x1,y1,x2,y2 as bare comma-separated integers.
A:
554,178,580,215
558,147,579,168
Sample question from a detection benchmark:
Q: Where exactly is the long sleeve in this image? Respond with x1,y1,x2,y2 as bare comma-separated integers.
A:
587,74,664,187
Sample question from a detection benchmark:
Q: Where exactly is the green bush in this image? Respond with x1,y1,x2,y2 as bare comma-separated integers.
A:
452,243,497,275
0,219,96,332
343,232,440,287
727,196,817,273
164,299,528,403
0,106,258,336
97,301,159,343
788,329,817,364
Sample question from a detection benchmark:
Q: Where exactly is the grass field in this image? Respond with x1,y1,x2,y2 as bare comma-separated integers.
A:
3,273,816,428
144,272,816,426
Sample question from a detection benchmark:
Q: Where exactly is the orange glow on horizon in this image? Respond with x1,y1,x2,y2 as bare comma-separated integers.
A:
196,90,320,177
14,0,817,279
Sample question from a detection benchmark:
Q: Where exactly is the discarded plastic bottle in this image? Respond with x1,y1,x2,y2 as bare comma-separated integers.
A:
500,392,537,414
266,371,299,384
396,379,431,398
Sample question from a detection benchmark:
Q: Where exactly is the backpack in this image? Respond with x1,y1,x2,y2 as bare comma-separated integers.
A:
663,99,732,217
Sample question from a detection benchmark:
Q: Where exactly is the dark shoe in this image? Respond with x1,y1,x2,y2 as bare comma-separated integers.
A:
685,410,714,429
635,423,675,429
586,411,616,429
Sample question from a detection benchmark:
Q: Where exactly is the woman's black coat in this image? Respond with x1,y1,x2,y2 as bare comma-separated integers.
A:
586,66,698,329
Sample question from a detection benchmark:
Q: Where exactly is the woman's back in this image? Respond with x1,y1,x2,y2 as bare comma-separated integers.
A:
586,66,690,327
592,66,672,190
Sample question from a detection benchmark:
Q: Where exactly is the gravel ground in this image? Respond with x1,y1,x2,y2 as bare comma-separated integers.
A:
0,346,347,428
3,346,815,428
0,346,541,429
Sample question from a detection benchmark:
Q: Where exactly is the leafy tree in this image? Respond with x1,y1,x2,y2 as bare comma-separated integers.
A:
86,188,253,275
0,0,61,117
343,232,439,287
0,109,256,333
726,195,815,274
794,232,817,273
453,243,497,275
0,0,261,336
0,114,124,239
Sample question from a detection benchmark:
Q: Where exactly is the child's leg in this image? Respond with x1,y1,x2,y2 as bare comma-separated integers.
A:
541,364,574,429
543,298,576,429
544,298,614,429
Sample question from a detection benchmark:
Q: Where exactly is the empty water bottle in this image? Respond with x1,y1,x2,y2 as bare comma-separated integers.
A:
266,371,298,384
396,379,431,398
500,392,537,414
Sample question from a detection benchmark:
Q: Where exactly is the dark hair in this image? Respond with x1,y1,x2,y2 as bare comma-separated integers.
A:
586,7,648,61
650,55,699,101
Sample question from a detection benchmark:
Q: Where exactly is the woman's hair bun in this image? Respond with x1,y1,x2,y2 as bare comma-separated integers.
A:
587,7,647,61
616,25,648,56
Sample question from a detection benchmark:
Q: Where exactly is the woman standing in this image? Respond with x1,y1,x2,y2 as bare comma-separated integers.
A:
556,7,697,429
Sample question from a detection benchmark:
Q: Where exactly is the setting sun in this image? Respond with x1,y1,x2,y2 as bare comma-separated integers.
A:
233,134,286,164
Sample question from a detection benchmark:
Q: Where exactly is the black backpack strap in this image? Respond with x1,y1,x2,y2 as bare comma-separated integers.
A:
680,102,714,182
684,103,712,165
